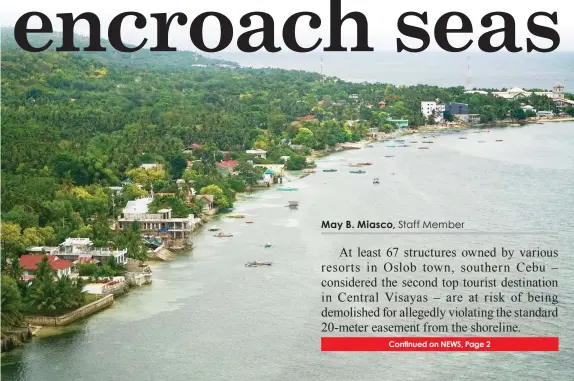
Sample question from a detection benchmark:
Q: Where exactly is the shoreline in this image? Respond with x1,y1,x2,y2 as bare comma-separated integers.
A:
5,120,565,350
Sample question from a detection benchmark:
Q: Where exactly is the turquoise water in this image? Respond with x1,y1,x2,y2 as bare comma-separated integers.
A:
2,123,573,381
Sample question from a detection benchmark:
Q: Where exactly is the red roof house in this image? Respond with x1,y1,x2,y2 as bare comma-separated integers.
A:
216,160,239,170
19,255,73,278
296,115,315,121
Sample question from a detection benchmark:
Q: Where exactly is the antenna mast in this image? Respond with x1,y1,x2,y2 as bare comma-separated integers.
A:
465,56,472,91
320,56,325,84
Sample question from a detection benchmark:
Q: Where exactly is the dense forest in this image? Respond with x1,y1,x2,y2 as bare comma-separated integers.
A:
1,29,573,332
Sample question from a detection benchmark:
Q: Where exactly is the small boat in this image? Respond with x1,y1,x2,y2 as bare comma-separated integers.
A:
245,261,272,267
459,137,467,139
288,201,299,207
350,170,367,174
277,187,297,191
373,178,380,184
357,162,372,166
214,232,233,238
227,215,245,219
386,145,396,148
422,141,434,144
245,221,254,224
478,141,486,143
495,139,504,142
409,141,418,143
418,147,429,150
208,227,220,232
384,155,394,158
397,145,410,147
366,145,374,148
264,243,272,248
323,169,337,172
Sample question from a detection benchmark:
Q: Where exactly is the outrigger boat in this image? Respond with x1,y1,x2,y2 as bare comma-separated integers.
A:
323,169,337,172
227,215,245,219
459,137,467,139
386,145,396,148
287,201,299,209
384,155,394,158
245,261,272,267
357,162,372,166
478,141,486,143
277,187,297,191
245,221,254,224
350,170,367,174
418,147,430,150
373,178,380,184
422,141,434,144
214,232,233,237
495,140,504,142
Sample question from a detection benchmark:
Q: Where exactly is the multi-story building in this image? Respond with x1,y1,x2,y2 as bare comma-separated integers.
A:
445,102,469,115
421,101,445,123
58,238,128,265
27,239,128,265
117,197,196,240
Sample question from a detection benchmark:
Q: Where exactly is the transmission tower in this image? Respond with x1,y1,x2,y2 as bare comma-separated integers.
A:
465,56,473,91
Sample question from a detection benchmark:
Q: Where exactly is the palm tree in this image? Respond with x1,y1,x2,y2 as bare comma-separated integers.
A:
1,275,24,336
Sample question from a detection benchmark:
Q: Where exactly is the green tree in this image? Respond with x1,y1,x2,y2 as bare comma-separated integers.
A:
1,275,24,334
200,185,230,209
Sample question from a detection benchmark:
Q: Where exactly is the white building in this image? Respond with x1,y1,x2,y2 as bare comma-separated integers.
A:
420,101,445,123
492,84,565,101
117,197,197,239
58,238,128,265
246,149,267,159
140,163,162,170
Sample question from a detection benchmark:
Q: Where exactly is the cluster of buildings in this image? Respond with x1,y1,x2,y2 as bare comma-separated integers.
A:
421,101,479,124
421,83,571,124
19,238,128,282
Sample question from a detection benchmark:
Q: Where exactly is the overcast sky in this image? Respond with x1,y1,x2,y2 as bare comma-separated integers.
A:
2,0,573,52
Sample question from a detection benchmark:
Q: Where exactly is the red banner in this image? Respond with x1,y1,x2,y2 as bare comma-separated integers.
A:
321,337,559,352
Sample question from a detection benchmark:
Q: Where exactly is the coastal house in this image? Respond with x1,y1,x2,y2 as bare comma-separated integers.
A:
537,111,554,117
216,160,239,175
19,254,73,279
117,197,196,240
387,118,409,130
140,163,162,170
521,105,537,113
25,246,59,255
58,237,128,265
295,115,315,122
191,194,216,215
245,149,267,159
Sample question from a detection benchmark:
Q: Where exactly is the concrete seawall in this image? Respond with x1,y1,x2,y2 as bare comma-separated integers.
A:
24,294,114,326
